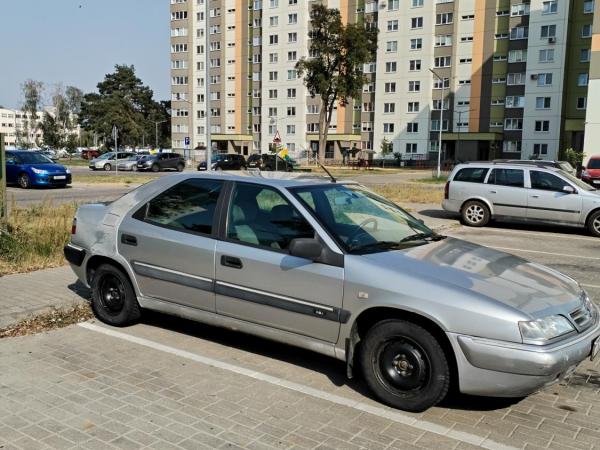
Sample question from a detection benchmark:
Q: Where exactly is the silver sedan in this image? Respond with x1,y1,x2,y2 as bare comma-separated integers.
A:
64,172,600,411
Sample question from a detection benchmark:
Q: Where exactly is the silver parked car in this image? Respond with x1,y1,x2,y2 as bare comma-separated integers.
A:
117,155,145,171
89,152,135,171
443,162,600,236
64,173,600,411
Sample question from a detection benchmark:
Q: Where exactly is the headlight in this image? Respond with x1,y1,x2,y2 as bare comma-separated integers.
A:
31,167,47,175
519,315,575,343
65,168,71,174
582,170,590,178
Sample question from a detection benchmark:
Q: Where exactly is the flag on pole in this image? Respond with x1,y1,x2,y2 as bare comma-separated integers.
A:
277,147,290,161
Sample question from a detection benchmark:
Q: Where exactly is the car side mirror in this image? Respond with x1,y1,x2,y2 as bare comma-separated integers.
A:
6,158,15,165
289,238,323,260
563,185,576,194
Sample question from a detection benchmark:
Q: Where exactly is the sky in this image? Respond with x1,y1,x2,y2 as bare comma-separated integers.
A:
0,0,169,110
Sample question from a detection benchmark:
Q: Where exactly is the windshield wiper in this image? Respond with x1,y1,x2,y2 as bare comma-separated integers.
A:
349,241,406,253
399,232,446,243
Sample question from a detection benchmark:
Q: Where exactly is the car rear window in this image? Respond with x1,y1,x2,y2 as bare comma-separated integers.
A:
588,159,600,169
453,167,489,183
487,168,524,187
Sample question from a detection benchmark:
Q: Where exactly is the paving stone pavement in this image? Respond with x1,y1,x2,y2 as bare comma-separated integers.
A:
0,266,89,329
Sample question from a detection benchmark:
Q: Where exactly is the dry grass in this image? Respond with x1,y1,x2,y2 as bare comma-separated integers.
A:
73,173,158,185
0,304,92,338
371,183,444,205
0,200,76,276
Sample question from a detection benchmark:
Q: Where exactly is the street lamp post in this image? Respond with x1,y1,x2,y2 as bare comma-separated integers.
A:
429,68,445,178
155,120,168,149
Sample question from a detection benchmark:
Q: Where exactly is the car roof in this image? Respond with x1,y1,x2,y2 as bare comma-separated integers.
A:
156,171,349,188
459,161,562,170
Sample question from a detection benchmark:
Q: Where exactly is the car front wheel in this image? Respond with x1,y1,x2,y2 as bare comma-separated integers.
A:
176,163,185,172
461,200,490,227
360,320,450,412
588,210,600,237
103,163,112,171
18,173,31,189
91,264,141,326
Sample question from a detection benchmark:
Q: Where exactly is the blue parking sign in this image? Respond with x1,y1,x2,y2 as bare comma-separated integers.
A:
184,136,190,146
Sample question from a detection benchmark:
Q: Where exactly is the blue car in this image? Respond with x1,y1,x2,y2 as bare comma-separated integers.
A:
5,150,72,189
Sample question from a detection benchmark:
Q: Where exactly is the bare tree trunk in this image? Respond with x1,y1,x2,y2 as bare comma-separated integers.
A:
318,98,328,163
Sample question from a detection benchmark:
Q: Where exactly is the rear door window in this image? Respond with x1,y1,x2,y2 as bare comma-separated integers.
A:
530,171,571,192
453,167,489,183
487,168,524,187
138,178,224,235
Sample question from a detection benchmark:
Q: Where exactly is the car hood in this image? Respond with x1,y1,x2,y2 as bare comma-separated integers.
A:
362,237,582,318
26,163,68,173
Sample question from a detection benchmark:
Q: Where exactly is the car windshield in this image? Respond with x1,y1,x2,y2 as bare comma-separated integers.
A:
559,170,597,191
12,152,53,164
589,159,600,169
98,153,114,160
292,184,443,253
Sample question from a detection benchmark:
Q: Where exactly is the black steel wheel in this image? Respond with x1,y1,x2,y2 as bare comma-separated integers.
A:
91,263,141,326
360,320,450,412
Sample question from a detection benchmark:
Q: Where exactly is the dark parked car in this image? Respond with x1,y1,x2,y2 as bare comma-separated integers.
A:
5,150,72,188
247,154,293,171
137,153,185,172
493,159,575,174
198,153,247,171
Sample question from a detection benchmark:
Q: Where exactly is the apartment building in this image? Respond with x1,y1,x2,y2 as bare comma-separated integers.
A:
0,108,44,148
171,0,595,162
583,0,600,158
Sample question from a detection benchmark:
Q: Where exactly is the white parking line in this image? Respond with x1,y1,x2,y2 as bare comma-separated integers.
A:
583,284,600,290
490,246,600,261
452,226,600,243
78,322,516,450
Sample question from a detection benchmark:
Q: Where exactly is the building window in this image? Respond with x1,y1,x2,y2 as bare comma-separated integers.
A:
578,73,589,86
269,34,278,45
431,120,449,131
582,24,592,37
537,73,553,86
386,41,398,52
503,141,522,152
385,61,397,73
288,13,297,24
288,32,297,43
508,49,527,62
435,35,452,46
536,97,551,109
286,125,296,135
433,77,450,89
510,26,529,40
412,0,424,7
507,72,526,85
581,48,591,62
505,96,525,108
577,97,587,110
385,82,397,93
436,13,453,25
383,103,395,113
539,49,555,62
535,120,550,132
269,53,278,63
287,88,296,98
409,59,422,71
387,20,399,31
408,81,420,92
434,56,451,68
288,51,297,61
433,99,449,110
269,16,278,26
410,38,423,50
540,25,556,38
584,0,594,13
411,17,423,29
383,123,395,133
542,0,558,13
388,0,400,10
511,4,530,16
533,144,549,155
287,69,297,80
407,122,419,133
287,107,296,116
407,102,420,112
504,118,523,130
268,89,277,99
406,143,418,153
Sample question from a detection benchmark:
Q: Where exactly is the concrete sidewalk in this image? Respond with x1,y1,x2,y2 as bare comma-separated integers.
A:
0,266,89,329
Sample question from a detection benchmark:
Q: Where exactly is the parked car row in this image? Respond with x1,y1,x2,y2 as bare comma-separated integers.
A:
89,152,185,172
443,161,600,236
197,153,295,172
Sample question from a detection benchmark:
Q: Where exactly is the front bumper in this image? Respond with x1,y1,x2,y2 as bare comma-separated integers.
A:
449,317,600,397
33,173,72,186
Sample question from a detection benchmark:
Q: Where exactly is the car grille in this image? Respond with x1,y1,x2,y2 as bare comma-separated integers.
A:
570,295,595,331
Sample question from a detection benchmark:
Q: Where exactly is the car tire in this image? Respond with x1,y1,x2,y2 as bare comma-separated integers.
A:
588,210,600,237
132,165,138,172
461,200,490,227
151,163,159,172
103,163,112,171
91,263,141,327
241,165,247,170
18,173,31,189
360,319,450,412
176,163,185,172
215,166,223,171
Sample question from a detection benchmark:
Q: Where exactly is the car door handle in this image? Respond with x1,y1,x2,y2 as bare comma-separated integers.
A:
489,190,497,194
121,234,138,246
221,255,243,269
531,195,540,198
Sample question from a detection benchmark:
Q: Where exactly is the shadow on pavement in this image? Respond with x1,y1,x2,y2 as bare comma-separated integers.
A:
67,280,91,300
139,309,525,413
417,209,457,220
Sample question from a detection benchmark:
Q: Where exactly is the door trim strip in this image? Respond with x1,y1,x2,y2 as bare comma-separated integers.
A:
132,261,215,291
494,203,580,214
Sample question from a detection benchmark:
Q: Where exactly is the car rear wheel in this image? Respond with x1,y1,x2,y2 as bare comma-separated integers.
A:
215,166,223,171
18,173,31,189
151,163,159,172
360,320,450,412
588,210,600,237
176,163,185,172
461,200,490,227
103,163,112,171
91,264,141,326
